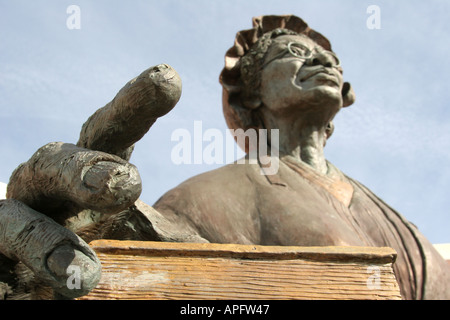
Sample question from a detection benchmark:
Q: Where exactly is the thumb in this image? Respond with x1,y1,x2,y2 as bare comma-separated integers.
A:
0,199,101,299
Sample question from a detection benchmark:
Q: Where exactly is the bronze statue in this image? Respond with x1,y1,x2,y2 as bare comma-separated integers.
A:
0,15,449,300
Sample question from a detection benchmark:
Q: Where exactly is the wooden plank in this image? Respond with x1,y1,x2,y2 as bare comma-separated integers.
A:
79,240,402,300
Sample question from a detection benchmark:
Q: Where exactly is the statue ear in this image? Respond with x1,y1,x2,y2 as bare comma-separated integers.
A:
342,82,356,108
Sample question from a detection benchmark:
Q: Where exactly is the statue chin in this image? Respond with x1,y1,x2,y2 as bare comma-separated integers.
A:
291,85,343,118
314,85,343,107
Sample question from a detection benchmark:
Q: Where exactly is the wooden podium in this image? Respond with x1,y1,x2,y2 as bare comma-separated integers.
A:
79,240,402,300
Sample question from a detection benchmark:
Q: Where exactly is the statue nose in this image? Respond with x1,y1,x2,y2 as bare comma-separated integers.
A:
306,51,336,68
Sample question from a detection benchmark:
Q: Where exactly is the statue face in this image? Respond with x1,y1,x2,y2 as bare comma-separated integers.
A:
259,34,344,119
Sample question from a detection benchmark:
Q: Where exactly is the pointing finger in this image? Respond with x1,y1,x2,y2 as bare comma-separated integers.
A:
77,64,182,160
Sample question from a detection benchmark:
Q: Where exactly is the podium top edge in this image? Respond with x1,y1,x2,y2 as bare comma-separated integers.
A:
89,240,397,264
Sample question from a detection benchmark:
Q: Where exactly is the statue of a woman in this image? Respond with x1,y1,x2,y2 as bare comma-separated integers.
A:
1,15,448,300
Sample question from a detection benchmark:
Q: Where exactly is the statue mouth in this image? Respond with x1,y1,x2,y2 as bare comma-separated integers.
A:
300,68,337,82
298,68,341,87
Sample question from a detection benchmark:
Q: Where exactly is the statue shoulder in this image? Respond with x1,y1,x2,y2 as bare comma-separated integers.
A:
155,162,260,207
151,162,262,243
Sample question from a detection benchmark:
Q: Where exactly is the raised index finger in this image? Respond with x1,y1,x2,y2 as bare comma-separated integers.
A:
77,64,182,160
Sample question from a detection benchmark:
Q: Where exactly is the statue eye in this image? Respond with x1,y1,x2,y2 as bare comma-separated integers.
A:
288,43,311,58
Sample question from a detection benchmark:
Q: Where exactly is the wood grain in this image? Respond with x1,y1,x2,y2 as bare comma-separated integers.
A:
79,240,402,300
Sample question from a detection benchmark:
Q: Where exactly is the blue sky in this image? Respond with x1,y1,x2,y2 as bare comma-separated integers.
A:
1,0,449,244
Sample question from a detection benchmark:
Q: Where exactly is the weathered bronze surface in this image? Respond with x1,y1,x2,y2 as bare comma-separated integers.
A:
0,15,449,300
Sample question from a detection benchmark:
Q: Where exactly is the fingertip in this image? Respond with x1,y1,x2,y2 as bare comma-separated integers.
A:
81,161,142,213
47,244,101,299
107,163,142,206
